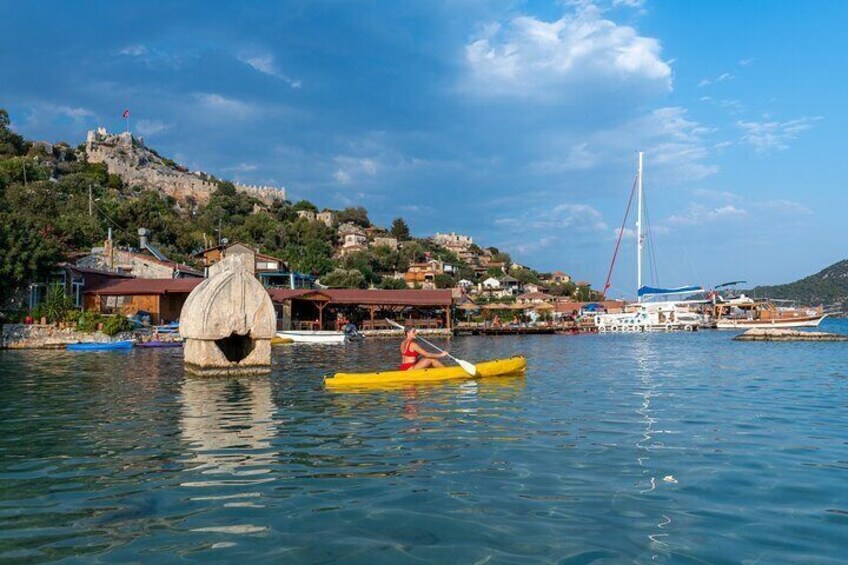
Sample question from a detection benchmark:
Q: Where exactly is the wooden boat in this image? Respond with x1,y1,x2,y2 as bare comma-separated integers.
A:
67,340,134,351
712,295,826,329
277,331,346,344
324,356,526,388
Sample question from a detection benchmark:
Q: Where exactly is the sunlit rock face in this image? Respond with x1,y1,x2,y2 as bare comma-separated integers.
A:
180,256,275,375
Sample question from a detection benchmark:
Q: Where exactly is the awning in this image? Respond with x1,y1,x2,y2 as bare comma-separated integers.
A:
637,285,703,298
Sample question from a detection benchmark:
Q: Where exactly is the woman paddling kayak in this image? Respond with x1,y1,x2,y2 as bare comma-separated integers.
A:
400,327,448,370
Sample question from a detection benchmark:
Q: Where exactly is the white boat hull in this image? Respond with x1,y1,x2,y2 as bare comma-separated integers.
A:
715,315,826,330
277,331,346,344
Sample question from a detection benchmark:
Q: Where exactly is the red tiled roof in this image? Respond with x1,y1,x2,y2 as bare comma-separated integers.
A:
267,289,331,302
84,278,203,296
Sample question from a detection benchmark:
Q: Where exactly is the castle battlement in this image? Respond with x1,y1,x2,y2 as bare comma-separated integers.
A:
84,127,285,205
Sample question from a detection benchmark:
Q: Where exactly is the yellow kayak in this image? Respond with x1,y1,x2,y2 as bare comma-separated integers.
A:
324,356,526,388
271,336,294,345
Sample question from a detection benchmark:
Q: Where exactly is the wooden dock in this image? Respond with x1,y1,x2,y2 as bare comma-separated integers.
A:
453,323,591,336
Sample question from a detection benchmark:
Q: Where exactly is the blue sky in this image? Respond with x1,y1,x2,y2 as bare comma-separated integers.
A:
2,0,845,295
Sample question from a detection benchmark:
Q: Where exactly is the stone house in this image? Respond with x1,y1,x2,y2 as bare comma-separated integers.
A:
515,291,554,306
296,210,316,221
193,242,311,289
316,210,335,227
404,259,445,289
372,236,399,251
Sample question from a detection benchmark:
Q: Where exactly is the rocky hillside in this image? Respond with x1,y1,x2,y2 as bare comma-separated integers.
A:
85,127,284,207
752,259,848,313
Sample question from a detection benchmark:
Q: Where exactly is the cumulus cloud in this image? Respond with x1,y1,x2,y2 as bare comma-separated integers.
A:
736,116,820,153
119,44,148,57
463,2,671,98
532,106,717,181
238,53,301,88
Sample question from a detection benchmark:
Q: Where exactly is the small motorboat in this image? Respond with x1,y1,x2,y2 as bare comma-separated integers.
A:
324,356,527,388
67,340,134,351
137,340,183,348
276,331,346,344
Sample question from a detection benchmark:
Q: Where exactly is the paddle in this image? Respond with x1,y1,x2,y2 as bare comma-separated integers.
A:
385,319,477,375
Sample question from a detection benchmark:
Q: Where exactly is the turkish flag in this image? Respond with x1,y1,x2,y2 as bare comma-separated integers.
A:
122,109,130,119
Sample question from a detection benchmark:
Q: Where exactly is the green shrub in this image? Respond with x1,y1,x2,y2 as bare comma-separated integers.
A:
102,315,133,336
76,311,101,333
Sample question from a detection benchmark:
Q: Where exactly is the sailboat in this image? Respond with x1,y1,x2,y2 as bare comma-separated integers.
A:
594,152,707,332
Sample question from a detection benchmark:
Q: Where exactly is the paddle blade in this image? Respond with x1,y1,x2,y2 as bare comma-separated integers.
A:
457,359,477,376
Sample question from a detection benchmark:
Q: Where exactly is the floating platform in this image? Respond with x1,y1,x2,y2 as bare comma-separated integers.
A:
734,329,848,342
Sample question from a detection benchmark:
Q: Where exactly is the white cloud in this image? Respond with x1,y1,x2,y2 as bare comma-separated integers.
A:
736,116,820,153
25,103,97,128
756,199,813,215
691,188,740,201
136,119,168,136
698,72,733,88
667,204,748,226
238,53,302,89
193,93,256,118
222,163,259,173
496,203,608,232
739,58,754,66
332,157,379,185
119,44,148,57
117,44,184,68
613,0,646,8
464,3,671,98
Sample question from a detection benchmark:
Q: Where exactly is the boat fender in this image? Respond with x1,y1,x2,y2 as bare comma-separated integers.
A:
665,324,672,332
644,325,653,332
684,325,693,332
599,326,607,333
611,325,620,333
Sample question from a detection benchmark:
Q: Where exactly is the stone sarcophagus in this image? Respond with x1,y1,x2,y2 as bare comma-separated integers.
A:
180,256,275,375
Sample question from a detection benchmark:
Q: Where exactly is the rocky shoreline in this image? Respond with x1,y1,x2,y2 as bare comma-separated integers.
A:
0,324,180,349
734,328,848,342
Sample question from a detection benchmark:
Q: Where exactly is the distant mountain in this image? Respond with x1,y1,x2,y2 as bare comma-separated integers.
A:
752,259,848,313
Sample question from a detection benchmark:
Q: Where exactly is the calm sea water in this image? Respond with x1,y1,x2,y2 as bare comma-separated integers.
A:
1,320,847,564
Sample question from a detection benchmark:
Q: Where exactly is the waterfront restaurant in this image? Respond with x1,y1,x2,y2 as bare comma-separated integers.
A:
84,278,202,324
268,288,454,331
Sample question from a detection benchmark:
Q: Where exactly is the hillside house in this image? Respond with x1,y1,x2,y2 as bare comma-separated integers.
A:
316,210,335,227
550,270,571,284
405,259,445,289
516,291,554,306
76,229,203,280
296,210,316,221
194,242,312,289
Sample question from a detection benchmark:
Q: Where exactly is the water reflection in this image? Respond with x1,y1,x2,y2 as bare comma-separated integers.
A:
633,336,674,560
179,376,277,535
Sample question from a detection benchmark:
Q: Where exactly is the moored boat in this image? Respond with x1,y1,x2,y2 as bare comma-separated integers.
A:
67,340,134,351
137,340,183,348
713,297,826,329
324,356,526,388
277,330,346,344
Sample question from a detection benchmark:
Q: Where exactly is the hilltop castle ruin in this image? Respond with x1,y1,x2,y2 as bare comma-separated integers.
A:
85,127,285,207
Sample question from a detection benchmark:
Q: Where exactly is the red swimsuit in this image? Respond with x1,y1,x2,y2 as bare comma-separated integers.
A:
399,341,420,370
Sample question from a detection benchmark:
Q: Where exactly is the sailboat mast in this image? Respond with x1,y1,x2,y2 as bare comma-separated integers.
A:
636,151,644,303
